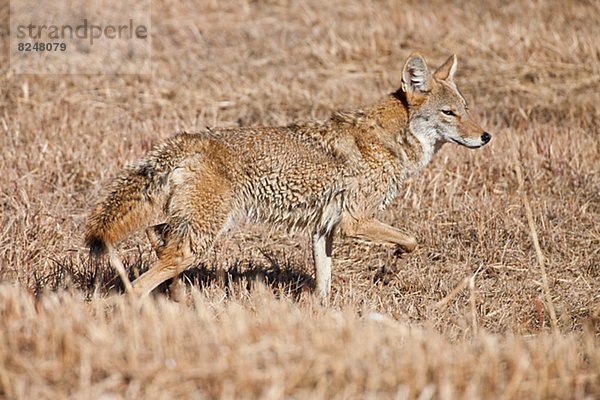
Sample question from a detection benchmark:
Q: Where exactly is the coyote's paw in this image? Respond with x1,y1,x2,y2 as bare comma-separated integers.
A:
374,264,394,285
393,242,416,259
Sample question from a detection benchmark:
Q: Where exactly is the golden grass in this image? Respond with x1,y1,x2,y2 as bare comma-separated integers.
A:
0,0,599,398
0,285,598,398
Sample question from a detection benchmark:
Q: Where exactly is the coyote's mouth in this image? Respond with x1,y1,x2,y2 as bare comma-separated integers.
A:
449,137,483,149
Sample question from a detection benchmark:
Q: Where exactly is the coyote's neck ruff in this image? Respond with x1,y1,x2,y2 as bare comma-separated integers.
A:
86,53,491,301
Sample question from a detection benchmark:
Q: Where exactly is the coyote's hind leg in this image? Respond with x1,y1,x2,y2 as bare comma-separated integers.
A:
146,223,168,256
132,160,235,300
130,238,194,300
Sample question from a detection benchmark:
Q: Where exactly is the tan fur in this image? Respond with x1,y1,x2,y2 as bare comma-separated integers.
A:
85,53,491,301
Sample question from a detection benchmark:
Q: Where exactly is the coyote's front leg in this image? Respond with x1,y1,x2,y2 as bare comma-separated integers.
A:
312,231,334,303
340,216,417,253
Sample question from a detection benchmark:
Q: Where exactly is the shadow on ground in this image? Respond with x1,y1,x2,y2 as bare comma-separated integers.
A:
30,253,313,301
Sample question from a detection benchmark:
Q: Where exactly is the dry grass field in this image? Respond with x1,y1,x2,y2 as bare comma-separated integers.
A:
1,0,599,398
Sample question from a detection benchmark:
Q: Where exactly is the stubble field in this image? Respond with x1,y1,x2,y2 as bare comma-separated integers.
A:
0,0,599,398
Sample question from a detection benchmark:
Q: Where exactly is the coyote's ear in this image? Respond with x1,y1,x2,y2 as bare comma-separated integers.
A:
402,54,432,95
433,54,458,82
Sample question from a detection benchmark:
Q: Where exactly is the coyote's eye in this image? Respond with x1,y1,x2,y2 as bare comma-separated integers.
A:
441,109,456,116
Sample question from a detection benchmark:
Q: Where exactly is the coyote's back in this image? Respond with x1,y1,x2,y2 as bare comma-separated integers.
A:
86,127,349,255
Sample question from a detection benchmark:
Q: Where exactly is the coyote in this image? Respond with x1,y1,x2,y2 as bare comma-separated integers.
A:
86,53,491,300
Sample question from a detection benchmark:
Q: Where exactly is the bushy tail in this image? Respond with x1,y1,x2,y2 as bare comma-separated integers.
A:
85,134,200,258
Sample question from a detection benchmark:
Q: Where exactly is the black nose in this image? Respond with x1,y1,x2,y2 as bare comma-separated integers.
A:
481,132,491,144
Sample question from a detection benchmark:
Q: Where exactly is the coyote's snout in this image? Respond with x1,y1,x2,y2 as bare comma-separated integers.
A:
86,53,491,301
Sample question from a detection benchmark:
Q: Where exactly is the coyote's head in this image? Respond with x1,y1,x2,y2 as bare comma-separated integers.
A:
401,53,491,149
